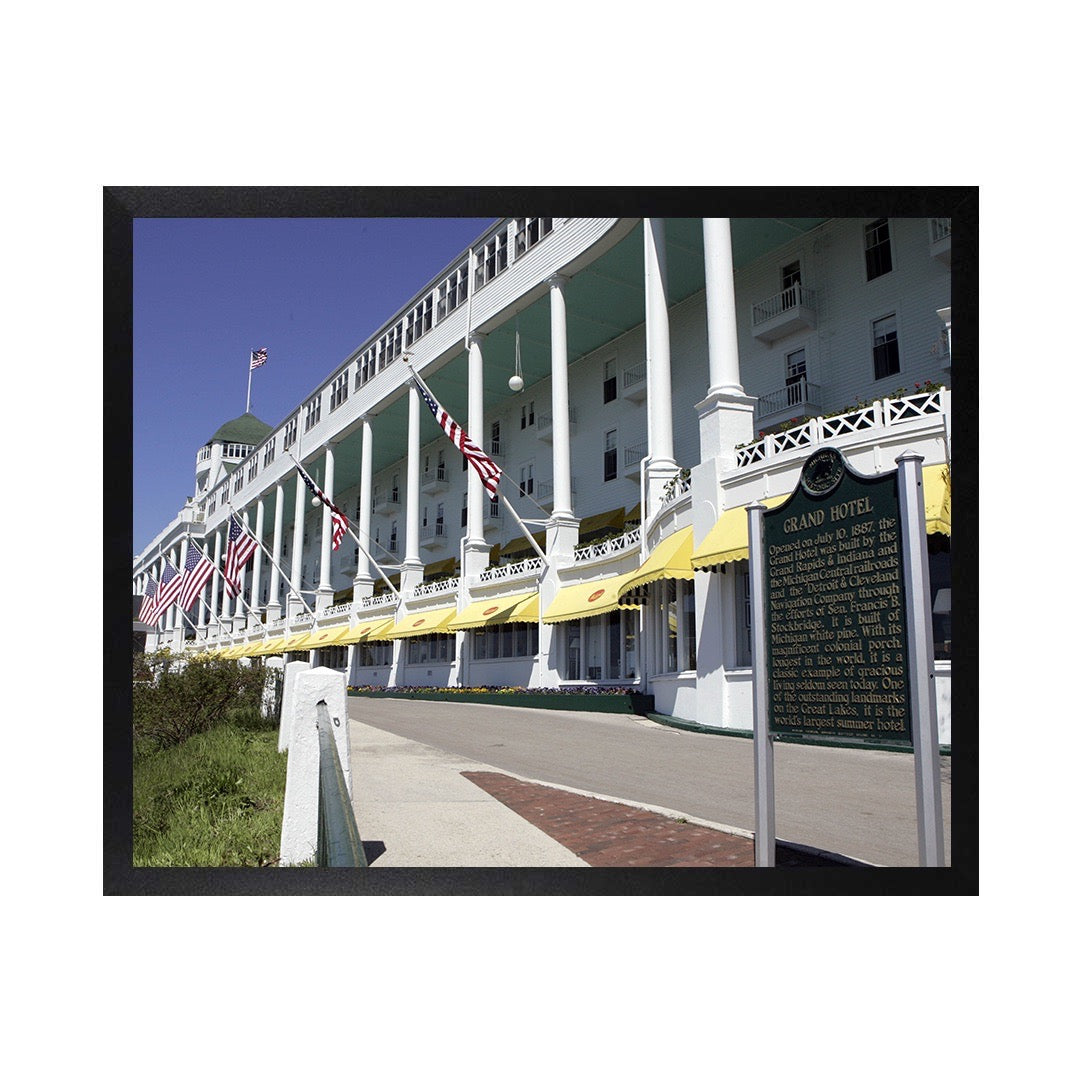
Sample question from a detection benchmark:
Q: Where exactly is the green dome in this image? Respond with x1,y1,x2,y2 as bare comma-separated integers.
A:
207,412,272,446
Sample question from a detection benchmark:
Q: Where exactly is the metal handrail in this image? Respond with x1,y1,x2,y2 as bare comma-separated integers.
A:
315,702,366,867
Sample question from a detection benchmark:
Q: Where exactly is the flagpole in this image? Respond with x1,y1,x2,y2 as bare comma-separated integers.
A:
246,350,253,414
225,503,316,617
164,547,233,640
284,452,402,601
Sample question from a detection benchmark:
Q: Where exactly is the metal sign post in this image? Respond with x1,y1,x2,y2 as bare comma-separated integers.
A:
747,502,776,867
895,452,946,866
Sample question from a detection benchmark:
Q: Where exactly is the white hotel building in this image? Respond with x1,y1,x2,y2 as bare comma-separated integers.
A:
133,215,954,744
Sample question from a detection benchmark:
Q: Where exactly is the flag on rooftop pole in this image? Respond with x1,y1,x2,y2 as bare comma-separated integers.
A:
246,347,267,412
223,514,258,597
138,577,158,623
178,542,215,612
296,463,349,550
147,561,183,624
409,365,502,499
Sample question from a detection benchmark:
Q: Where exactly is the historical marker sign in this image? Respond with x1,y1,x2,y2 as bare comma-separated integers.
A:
762,448,911,743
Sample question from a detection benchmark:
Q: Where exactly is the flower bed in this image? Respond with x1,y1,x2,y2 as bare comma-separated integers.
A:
347,685,655,714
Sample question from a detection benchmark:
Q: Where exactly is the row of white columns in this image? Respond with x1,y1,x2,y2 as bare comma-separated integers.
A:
137,218,745,635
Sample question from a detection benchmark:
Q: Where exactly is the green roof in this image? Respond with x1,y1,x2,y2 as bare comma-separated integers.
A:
207,412,272,446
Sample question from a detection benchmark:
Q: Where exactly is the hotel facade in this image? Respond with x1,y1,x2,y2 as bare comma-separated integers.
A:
133,215,954,744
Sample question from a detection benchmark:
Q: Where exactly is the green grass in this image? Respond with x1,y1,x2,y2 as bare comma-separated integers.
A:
134,721,288,867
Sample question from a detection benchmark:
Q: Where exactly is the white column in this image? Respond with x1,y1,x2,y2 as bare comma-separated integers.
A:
703,218,743,395
644,218,678,513
353,415,375,599
233,508,252,630
211,527,224,631
267,483,285,622
289,469,306,618
463,332,489,575
250,496,265,625
696,217,756,471
545,274,578,563
173,537,189,647
402,383,423,590
317,444,335,610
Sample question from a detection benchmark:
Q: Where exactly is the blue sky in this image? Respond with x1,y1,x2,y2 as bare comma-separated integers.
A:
133,216,497,555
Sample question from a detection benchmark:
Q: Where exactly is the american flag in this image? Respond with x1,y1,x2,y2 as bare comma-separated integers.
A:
297,463,349,550
413,375,502,499
138,577,157,623
178,543,215,612
223,515,258,597
250,347,268,370
147,562,183,624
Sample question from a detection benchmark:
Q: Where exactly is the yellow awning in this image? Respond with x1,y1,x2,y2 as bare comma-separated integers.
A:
578,507,625,538
339,616,396,644
248,637,282,656
690,496,788,570
296,625,351,649
923,465,951,535
543,572,639,624
617,526,695,601
219,645,245,658
448,591,539,630
424,556,459,578
500,531,546,558
691,465,953,571
385,606,459,639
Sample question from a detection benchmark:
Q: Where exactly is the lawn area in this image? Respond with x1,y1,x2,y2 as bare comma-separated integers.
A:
134,721,288,867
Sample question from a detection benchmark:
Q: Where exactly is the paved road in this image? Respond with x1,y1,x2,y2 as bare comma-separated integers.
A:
346,697,951,867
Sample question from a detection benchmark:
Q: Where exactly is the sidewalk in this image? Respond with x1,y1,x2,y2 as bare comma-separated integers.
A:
347,718,858,868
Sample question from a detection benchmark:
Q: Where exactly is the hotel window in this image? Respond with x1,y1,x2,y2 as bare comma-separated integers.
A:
359,640,393,666
561,611,636,681
490,420,501,455
283,417,298,451
319,645,348,670
406,295,433,346
389,522,398,553
391,475,400,504
864,219,893,281
782,260,801,292
872,314,900,380
603,358,617,403
514,217,553,258
472,622,538,661
785,347,807,406
604,430,618,482
736,563,752,668
407,633,457,665
304,393,322,432
519,462,534,497
233,472,244,495
208,497,216,515
330,372,349,411
461,491,468,528
520,400,535,429
475,228,509,290
263,437,276,467
247,456,258,482
436,503,445,536
437,265,468,319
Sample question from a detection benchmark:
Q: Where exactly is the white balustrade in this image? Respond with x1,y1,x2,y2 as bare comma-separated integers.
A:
573,527,642,564
410,577,460,599
477,557,544,583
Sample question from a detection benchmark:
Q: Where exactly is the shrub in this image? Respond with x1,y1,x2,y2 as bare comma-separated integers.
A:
133,653,270,751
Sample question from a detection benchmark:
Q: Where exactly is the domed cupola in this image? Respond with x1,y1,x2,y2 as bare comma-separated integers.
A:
195,411,273,494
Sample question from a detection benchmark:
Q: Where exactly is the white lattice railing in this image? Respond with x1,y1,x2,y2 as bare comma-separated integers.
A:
735,388,949,468
292,613,314,628
478,557,543,584
573,527,642,564
659,472,691,507
411,577,460,599
755,378,822,422
359,593,397,610
268,616,289,630
321,602,353,617
622,362,645,391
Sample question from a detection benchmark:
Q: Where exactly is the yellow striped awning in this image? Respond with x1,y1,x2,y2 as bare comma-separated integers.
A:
248,637,283,656
923,465,951,535
500,531,546,558
295,625,351,650
385,606,459,639
448,591,539,630
339,616,396,644
219,645,245,659
543,572,639,624
616,526,695,601
578,506,625,539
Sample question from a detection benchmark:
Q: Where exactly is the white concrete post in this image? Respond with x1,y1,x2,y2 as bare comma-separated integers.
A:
354,415,375,599
267,482,285,622
279,666,351,866
317,443,336,610
277,658,311,752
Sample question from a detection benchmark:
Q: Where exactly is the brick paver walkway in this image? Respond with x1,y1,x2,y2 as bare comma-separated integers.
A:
462,771,757,867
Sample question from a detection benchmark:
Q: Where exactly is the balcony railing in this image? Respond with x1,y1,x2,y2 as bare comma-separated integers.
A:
573,527,642,564
536,477,578,505
735,388,950,468
411,576,460,599
477,557,544,584
622,362,646,401
359,592,397,610
420,522,447,547
755,377,823,422
930,218,951,243
751,283,817,343
536,407,577,441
